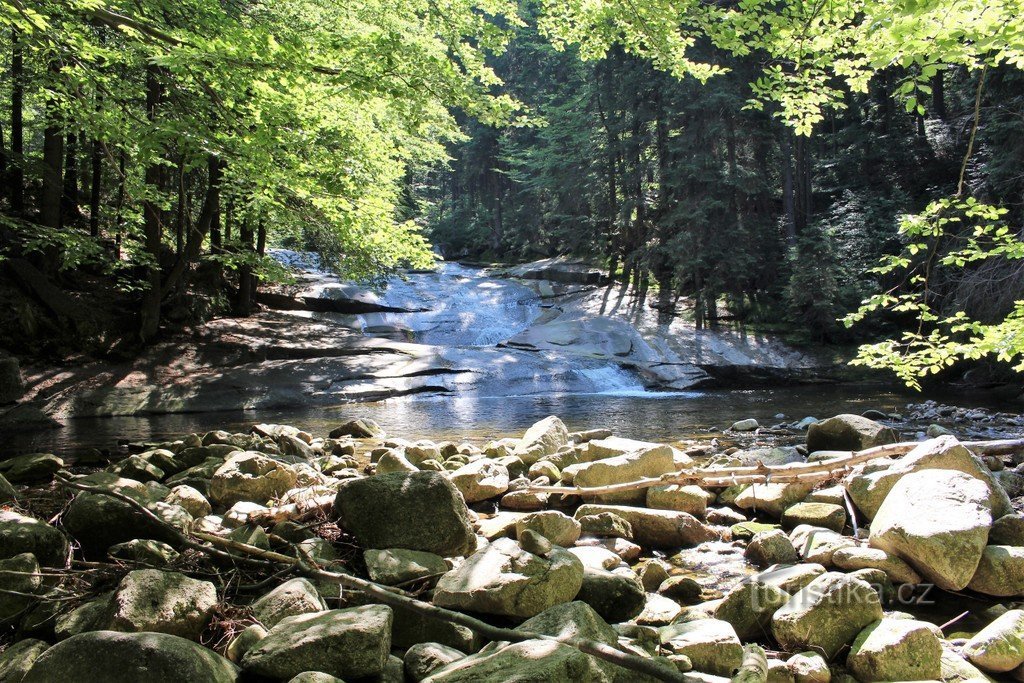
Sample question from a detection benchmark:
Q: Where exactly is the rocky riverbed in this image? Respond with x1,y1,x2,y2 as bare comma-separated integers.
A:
0,408,1023,681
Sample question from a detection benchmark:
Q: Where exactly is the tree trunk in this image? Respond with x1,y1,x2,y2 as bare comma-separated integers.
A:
932,71,946,120
140,65,165,341
781,132,796,246
62,131,81,224
162,155,221,296
40,59,64,231
794,135,812,235
10,28,24,215
89,140,102,237
236,217,254,315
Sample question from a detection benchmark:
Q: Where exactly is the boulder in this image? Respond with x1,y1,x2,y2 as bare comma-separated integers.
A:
735,483,814,518
789,524,855,567
578,512,633,540
715,580,791,641
574,567,646,623
567,546,621,570
991,514,1024,546
660,619,743,677
831,546,922,584
376,449,418,474
0,453,63,483
422,639,608,682
781,502,845,532
730,418,759,432
967,545,1024,597
165,485,212,518
227,624,267,663
846,618,942,681
0,473,16,504
329,418,383,439
0,511,69,567
209,452,298,507
449,460,509,503
513,416,570,465
753,564,826,595
390,603,481,653
334,472,475,557
251,578,327,628
806,414,897,453
108,539,180,566
405,642,465,682
106,569,217,640
364,548,448,586
771,572,884,660
515,511,581,547
0,355,24,404
62,493,187,555
287,672,345,683
0,638,49,682
869,469,992,591
433,537,583,619
516,600,618,645
574,504,716,548
572,446,675,504
745,529,799,568
242,605,392,680
0,553,42,625
646,484,708,517
22,630,238,683
963,609,1024,672
786,652,830,683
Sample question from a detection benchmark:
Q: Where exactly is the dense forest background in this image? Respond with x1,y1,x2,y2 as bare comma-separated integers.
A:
420,10,1024,345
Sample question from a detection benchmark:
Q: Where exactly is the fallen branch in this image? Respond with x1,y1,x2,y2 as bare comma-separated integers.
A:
526,438,1024,498
55,477,693,683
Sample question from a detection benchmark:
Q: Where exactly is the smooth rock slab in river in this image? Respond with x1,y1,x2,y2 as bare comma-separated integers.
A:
243,605,393,680
846,618,942,682
771,572,883,660
715,579,791,641
646,484,708,518
574,504,716,548
432,537,583,619
831,546,921,584
734,482,814,519
334,471,475,557
869,469,992,591
22,630,239,683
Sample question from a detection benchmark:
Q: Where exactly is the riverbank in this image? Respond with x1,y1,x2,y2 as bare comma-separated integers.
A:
1,410,1023,681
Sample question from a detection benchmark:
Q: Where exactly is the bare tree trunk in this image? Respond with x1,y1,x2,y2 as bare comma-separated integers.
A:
89,140,102,237
62,131,81,224
40,59,64,231
781,132,796,247
10,28,24,215
236,217,254,315
140,65,165,341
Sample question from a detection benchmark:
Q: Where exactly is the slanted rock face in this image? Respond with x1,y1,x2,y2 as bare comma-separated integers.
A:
404,642,465,682
334,471,475,557
646,484,708,518
831,546,921,585
0,510,70,567
574,504,716,548
572,446,675,505
0,453,63,483
422,639,609,682
329,418,384,439
967,545,1024,597
448,460,509,503
963,609,1024,673
209,452,298,507
771,572,884,660
250,577,327,628
513,416,570,465
364,548,449,586
869,469,992,591
242,605,393,680
432,537,584,619
105,569,218,641
661,618,743,677
0,639,49,682
846,618,943,682
806,414,898,453
515,601,618,646
22,630,239,683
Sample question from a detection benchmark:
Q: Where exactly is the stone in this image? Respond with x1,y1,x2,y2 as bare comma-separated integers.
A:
575,567,646,623
963,609,1024,672
730,418,759,432
0,511,69,567
108,539,180,566
734,483,814,518
209,452,298,507
991,514,1024,546
227,624,267,663
660,619,743,677
753,564,826,594
573,446,675,504
22,631,238,683
567,545,620,570
334,471,475,557
715,580,791,640
730,521,780,542
967,545,1024,597
646,484,708,517
806,414,897,453
63,493,189,555
766,658,795,683
422,639,608,682
869,469,992,591
787,652,830,683
433,538,583,619
940,646,990,682
165,485,212,518
0,638,49,682
106,569,217,640
771,572,884,660
639,561,670,592
0,355,24,404
364,548,448,586
391,603,481,653
515,511,581,547
528,460,560,482
846,618,943,682
789,525,855,567
518,528,552,556
578,512,634,539
251,578,327,628
287,672,345,683
804,485,845,506
242,605,392,680
0,473,16,504
574,504,717,548
500,489,548,511
405,642,466,682
575,536,643,562
0,453,63,483
0,553,41,625
745,529,799,567
658,576,703,603
329,418,383,439
636,593,684,626
513,416,570,465
376,449,418,474
516,600,618,645
782,502,845,532
830,546,922,584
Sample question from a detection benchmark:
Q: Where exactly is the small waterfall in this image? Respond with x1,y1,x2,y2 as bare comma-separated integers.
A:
577,364,648,395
